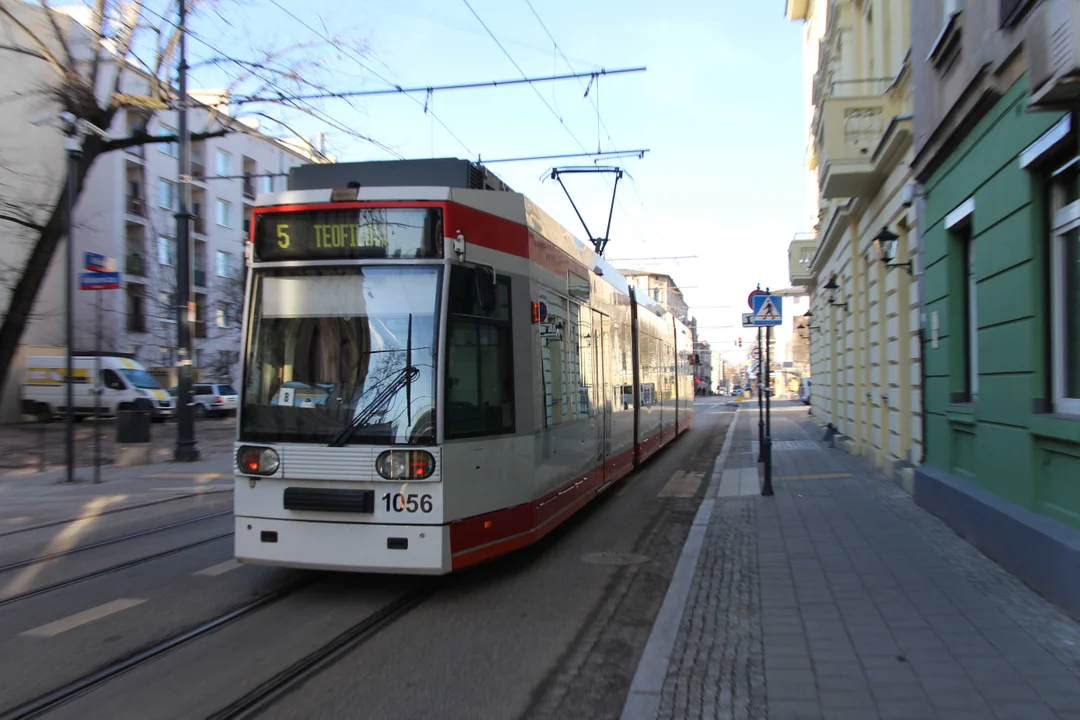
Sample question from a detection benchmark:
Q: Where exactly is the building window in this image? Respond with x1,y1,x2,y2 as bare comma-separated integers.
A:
216,302,232,328
158,179,177,210
260,175,273,193
216,250,234,278
216,199,231,227
444,265,514,439
158,347,173,366
158,124,178,157
216,150,231,177
161,291,176,322
1049,158,1080,414
158,236,177,266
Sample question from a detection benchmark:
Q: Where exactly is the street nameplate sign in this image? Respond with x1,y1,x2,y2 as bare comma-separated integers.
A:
750,294,783,326
79,271,121,290
84,252,114,272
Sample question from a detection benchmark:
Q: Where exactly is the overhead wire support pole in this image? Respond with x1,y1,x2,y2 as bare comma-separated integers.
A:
174,0,199,462
63,121,79,484
232,67,647,105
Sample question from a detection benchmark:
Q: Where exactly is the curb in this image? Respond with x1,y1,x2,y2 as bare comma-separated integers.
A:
620,407,742,719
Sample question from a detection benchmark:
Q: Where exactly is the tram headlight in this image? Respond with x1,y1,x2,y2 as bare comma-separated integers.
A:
376,450,435,480
237,446,280,475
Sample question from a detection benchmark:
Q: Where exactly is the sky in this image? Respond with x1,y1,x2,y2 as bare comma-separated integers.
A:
178,0,809,362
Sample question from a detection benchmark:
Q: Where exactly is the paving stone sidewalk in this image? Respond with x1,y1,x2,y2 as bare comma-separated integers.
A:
658,403,1080,720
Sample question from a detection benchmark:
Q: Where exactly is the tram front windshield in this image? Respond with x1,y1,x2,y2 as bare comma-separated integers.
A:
240,265,440,445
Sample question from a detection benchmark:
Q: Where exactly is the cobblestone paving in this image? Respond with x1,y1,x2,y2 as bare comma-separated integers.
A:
657,403,1080,720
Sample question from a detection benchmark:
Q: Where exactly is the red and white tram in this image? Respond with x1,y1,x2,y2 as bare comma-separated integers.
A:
234,159,695,574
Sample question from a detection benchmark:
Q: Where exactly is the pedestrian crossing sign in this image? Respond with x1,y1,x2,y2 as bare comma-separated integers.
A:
750,294,783,326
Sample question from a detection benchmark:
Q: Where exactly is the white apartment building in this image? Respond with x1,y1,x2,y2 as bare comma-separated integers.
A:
0,2,325,421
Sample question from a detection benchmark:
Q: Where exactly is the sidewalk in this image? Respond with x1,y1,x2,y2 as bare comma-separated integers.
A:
623,403,1080,720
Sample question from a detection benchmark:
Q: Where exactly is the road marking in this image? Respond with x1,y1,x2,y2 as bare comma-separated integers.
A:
193,559,241,577
147,485,232,492
775,472,852,480
20,598,146,638
657,471,704,498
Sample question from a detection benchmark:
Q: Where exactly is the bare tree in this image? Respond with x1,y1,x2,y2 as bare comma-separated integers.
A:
0,0,376,398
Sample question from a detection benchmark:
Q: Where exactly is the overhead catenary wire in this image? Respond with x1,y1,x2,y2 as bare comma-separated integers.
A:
231,67,646,105
261,0,475,157
519,0,650,249
136,3,405,159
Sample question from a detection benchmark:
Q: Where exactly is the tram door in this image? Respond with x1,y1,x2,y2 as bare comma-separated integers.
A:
592,310,611,477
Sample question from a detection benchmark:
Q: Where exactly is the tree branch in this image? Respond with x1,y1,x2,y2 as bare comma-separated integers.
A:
38,0,76,71
101,127,229,153
0,44,48,61
0,212,45,232
0,1,68,78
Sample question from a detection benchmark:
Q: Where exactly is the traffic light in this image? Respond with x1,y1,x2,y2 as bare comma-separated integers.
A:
738,338,742,347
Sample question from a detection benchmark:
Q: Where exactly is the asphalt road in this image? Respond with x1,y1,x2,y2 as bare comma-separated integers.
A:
0,397,735,720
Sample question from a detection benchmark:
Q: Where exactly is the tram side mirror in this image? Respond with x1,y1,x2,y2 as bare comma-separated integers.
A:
474,266,496,312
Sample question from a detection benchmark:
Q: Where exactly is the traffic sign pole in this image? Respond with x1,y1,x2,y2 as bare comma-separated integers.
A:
762,323,775,496
757,325,764,462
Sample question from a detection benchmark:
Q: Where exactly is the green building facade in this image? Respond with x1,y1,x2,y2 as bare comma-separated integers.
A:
915,77,1080,615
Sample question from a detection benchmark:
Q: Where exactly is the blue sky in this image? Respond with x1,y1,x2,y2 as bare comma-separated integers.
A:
183,0,808,358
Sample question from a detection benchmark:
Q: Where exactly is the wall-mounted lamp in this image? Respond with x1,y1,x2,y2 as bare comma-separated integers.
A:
872,226,913,275
800,309,820,334
822,275,848,312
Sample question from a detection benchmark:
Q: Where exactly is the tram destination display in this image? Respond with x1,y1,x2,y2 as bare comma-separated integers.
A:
254,207,443,261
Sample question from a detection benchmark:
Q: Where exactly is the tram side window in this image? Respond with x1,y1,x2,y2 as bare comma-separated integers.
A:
445,266,514,439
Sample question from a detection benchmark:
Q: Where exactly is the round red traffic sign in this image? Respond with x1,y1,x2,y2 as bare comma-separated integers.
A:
748,288,764,309
751,347,761,360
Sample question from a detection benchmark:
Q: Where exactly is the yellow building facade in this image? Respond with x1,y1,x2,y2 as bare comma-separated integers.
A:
785,0,923,481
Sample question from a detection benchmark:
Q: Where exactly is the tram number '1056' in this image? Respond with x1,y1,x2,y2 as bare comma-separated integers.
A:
382,492,434,514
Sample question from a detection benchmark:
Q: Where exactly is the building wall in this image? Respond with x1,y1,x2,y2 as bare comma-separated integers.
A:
919,77,1080,528
789,0,923,468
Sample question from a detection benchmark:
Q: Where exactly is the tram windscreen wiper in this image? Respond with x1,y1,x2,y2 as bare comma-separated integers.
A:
327,365,421,447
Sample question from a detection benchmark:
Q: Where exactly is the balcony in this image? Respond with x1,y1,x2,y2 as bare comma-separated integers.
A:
813,77,902,199
126,196,146,217
194,268,206,287
193,216,206,234
191,161,206,182
194,320,207,339
126,145,144,159
126,253,146,277
243,175,255,199
788,236,817,286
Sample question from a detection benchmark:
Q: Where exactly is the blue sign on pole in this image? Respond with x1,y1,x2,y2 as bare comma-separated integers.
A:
79,271,121,290
750,294,783,326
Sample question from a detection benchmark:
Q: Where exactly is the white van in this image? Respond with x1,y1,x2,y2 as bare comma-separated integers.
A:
21,355,175,422
798,377,812,405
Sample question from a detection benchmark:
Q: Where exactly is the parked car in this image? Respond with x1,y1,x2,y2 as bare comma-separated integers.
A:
168,382,239,417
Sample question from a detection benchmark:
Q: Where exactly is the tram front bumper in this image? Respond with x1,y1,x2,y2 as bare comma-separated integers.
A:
234,516,451,575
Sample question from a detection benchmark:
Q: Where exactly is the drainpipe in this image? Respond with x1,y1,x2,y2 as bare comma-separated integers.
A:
914,178,928,466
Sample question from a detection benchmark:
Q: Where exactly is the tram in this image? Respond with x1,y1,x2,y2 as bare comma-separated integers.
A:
234,159,695,574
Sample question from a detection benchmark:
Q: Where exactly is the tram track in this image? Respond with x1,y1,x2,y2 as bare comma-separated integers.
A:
0,578,437,720
207,583,438,720
0,578,315,720
0,532,233,608
0,510,233,575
